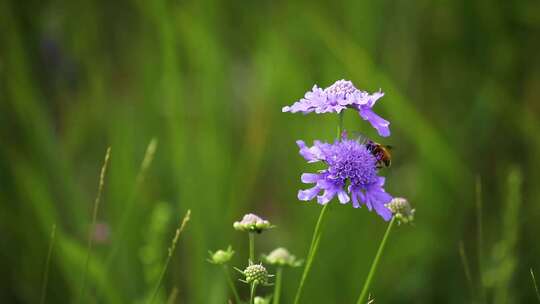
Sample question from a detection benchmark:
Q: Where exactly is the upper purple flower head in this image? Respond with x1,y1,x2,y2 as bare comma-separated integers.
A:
282,79,390,137
296,135,393,221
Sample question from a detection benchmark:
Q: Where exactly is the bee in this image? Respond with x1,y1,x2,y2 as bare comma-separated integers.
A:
365,140,392,169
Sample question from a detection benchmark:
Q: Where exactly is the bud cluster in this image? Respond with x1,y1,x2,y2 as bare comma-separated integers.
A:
207,246,235,265
263,247,302,267
386,197,415,224
233,213,274,233
242,263,270,285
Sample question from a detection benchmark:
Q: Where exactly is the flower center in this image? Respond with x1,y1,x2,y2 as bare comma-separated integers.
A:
326,140,378,186
324,80,357,96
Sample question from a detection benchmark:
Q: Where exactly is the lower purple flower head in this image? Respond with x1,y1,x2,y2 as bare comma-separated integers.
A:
282,79,390,137
296,135,393,221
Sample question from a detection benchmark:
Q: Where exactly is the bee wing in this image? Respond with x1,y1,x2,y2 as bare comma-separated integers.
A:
349,131,370,144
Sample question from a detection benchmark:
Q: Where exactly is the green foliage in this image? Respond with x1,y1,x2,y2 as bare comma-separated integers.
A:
1,0,539,303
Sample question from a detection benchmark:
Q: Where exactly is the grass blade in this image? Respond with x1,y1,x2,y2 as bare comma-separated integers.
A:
531,268,540,302
148,209,191,304
458,241,474,300
39,224,57,304
476,176,486,303
166,287,179,304
106,138,158,266
79,147,111,302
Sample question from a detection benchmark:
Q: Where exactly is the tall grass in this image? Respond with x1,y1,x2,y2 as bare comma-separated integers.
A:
148,209,191,304
79,147,111,302
1,0,539,303
531,269,540,302
476,177,486,303
39,224,56,304
458,241,474,300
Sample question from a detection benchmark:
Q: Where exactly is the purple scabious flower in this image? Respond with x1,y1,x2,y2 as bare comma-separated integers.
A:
296,136,393,220
282,79,390,137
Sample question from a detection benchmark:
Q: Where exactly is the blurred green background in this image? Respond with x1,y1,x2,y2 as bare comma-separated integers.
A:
1,0,540,303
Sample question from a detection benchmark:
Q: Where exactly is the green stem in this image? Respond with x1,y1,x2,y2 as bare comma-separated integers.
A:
249,233,255,263
273,267,283,304
223,266,242,304
337,111,344,139
293,203,330,304
356,217,396,304
292,112,343,304
250,283,257,304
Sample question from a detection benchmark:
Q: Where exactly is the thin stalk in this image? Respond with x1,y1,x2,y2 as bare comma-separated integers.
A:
476,176,486,304
105,138,158,266
292,111,343,304
223,266,242,304
293,203,329,304
250,283,257,304
356,217,396,304
166,287,178,304
531,268,540,302
39,224,56,304
249,233,255,263
337,111,344,139
147,210,191,304
273,267,283,304
79,147,111,303
458,241,474,299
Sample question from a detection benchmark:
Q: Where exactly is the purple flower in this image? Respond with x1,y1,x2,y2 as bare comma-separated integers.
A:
282,79,390,137
296,136,393,221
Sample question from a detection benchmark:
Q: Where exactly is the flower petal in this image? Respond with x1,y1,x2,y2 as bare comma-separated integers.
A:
366,91,384,107
364,179,393,220
358,108,390,137
373,202,393,221
317,188,337,205
301,173,320,184
337,190,350,204
298,186,320,201
349,186,363,208
296,140,321,163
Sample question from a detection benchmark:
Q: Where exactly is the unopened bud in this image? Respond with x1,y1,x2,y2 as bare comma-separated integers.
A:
233,213,274,233
207,246,234,265
386,197,415,224
263,247,302,267
236,263,273,286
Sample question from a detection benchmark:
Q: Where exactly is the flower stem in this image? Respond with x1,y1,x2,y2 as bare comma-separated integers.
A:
249,233,255,263
355,217,396,304
250,283,257,304
223,266,242,304
273,267,283,304
293,203,330,304
337,111,344,139
293,112,343,304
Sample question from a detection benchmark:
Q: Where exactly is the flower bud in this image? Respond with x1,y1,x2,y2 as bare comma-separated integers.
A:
263,247,303,267
243,264,269,285
233,213,274,233
254,296,271,304
207,246,234,265
385,197,415,224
